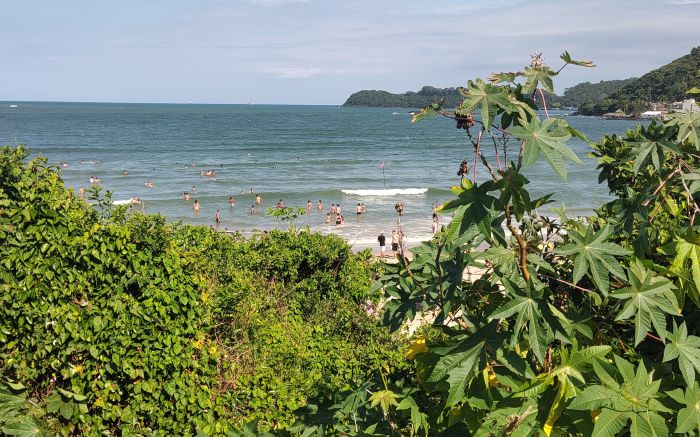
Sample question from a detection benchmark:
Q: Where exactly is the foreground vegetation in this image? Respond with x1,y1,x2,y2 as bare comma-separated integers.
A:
0,148,406,435
296,52,700,435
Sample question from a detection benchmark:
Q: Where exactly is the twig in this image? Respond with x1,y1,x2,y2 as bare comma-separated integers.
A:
642,167,681,207
539,274,594,294
473,130,483,184
517,140,526,170
537,88,550,119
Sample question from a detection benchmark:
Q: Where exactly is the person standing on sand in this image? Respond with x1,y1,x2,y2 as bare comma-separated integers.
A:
215,209,221,225
377,232,387,258
432,216,439,235
391,230,400,255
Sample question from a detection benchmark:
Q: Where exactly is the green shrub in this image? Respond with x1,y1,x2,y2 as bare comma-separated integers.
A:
0,146,405,434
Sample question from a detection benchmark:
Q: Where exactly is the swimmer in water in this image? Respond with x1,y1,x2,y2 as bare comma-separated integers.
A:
250,204,256,214
317,200,323,211
215,209,221,224
325,213,331,224
255,194,262,205
193,199,201,212
192,185,196,193
229,196,235,207
306,200,312,211
122,170,128,176
145,181,154,188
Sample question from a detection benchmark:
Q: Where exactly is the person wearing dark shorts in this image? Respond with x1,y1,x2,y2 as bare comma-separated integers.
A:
391,230,399,254
377,232,386,258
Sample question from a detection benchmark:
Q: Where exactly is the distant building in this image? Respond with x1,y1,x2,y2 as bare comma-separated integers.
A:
640,110,664,119
682,98,699,111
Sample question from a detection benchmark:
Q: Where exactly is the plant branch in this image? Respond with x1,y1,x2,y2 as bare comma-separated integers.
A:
537,88,550,119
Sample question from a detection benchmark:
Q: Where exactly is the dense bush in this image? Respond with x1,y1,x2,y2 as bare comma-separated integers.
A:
0,146,406,435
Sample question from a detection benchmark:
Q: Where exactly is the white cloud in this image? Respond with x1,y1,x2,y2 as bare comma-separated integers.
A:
264,65,321,79
665,0,700,4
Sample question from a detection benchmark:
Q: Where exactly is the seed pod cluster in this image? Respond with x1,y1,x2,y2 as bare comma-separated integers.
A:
455,113,474,130
457,160,470,177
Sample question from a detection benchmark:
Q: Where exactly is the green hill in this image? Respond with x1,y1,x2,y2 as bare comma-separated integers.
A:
577,46,700,115
556,79,636,107
342,86,463,108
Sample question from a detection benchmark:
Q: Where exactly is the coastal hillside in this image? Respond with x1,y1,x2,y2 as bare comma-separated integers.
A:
553,78,636,107
343,79,636,109
343,85,463,108
577,46,700,115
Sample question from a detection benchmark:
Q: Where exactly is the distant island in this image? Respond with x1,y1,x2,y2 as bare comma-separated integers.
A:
343,46,700,117
343,86,464,108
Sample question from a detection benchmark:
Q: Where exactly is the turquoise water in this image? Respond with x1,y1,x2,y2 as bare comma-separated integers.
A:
0,102,642,246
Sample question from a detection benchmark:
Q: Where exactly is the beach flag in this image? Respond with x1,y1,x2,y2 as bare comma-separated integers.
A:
379,161,384,169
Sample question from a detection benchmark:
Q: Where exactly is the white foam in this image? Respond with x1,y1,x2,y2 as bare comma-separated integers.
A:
112,199,131,205
341,188,428,196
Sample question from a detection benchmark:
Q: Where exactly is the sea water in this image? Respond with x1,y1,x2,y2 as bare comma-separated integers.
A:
0,102,642,247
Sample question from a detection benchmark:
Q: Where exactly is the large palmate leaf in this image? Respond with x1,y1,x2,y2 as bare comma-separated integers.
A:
422,322,499,407
494,164,535,221
609,260,679,345
488,279,554,363
631,137,680,174
456,78,522,128
522,65,555,94
569,356,669,437
674,383,700,434
663,321,700,387
436,179,500,237
668,109,700,148
671,228,700,290
556,224,630,294
510,117,582,180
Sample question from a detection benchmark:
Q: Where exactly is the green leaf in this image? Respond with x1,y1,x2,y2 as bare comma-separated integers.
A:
591,409,629,437
675,383,700,434
671,228,700,293
522,65,555,94
663,321,700,387
556,224,630,294
436,181,500,237
568,385,618,410
631,137,679,174
456,78,525,128
668,109,700,147
560,51,595,68
510,117,582,181
368,389,400,416
610,259,679,345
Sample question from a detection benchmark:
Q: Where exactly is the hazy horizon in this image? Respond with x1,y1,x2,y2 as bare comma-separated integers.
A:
2,0,699,105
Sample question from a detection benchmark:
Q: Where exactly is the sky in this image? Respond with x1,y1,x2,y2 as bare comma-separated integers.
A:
1,0,699,105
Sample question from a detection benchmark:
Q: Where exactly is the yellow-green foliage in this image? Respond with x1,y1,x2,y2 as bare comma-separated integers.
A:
0,146,406,435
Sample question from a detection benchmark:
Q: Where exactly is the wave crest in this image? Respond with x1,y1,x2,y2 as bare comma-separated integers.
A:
341,188,428,196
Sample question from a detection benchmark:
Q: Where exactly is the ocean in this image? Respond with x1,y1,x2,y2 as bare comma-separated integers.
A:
0,102,642,247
